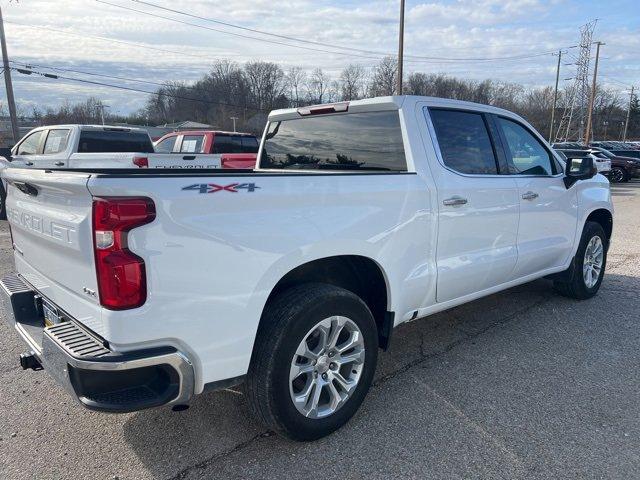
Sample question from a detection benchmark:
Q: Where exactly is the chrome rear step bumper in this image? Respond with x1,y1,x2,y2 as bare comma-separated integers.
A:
1,273,194,413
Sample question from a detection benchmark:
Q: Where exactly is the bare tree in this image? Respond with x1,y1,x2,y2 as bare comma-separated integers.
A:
369,56,397,97
339,64,366,101
244,61,286,112
307,68,330,104
286,67,307,107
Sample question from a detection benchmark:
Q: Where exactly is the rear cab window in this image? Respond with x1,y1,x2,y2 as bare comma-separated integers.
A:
78,129,154,153
260,111,406,171
212,134,259,154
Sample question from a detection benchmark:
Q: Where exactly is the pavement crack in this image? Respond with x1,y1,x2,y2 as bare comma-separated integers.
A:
167,430,274,480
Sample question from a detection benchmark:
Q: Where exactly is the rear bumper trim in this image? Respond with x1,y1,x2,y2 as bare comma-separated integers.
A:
1,273,195,413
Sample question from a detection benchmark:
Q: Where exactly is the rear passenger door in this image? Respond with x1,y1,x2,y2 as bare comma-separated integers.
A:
493,115,578,277
39,128,72,168
426,108,520,303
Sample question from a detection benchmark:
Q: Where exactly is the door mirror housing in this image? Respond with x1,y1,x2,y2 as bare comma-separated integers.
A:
564,156,597,188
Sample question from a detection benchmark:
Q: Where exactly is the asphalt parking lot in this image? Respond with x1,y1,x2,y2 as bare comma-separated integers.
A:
1,181,639,480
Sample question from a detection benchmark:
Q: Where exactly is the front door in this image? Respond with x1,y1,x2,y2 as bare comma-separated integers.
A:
426,108,520,303
493,116,578,278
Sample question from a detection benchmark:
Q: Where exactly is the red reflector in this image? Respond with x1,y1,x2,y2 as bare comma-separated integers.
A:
133,156,149,168
297,102,349,116
92,197,156,310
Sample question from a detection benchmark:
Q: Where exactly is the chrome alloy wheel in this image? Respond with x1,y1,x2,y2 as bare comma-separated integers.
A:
583,236,604,288
289,316,365,419
610,168,625,183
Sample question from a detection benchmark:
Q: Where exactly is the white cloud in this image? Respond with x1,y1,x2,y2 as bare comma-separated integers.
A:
1,0,638,114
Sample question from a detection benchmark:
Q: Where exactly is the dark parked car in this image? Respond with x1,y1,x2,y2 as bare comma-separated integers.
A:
554,145,640,183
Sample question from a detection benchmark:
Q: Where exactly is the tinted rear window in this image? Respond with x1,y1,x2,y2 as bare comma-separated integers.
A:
429,109,497,174
78,130,154,153
212,134,259,154
260,111,406,171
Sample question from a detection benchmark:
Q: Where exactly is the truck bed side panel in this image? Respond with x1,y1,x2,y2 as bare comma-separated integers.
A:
86,172,433,390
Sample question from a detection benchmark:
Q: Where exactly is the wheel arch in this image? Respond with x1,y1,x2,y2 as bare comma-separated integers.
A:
261,255,394,350
585,208,613,246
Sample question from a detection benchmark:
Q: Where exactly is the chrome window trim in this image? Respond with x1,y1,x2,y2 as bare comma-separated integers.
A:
423,106,564,179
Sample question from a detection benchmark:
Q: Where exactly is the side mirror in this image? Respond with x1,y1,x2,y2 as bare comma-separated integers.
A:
564,156,597,188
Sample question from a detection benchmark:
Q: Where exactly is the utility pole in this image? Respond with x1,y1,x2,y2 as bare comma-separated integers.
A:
396,0,405,95
623,86,635,142
549,50,562,143
100,104,109,125
584,41,603,145
230,116,238,132
0,6,19,143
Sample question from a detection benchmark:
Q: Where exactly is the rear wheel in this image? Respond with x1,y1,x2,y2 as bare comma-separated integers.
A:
246,283,378,441
554,221,607,299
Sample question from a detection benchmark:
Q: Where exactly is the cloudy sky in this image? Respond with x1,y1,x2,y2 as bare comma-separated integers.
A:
2,0,639,116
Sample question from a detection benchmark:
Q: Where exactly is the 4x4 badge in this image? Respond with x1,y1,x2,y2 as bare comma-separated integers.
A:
182,183,260,194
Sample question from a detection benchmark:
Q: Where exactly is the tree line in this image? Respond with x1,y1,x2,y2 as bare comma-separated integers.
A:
32,56,639,142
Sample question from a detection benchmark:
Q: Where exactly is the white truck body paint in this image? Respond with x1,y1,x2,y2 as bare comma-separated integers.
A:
2,96,613,394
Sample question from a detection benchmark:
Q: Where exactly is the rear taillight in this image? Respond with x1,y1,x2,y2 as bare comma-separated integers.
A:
92,197,156,310
133,156,149,168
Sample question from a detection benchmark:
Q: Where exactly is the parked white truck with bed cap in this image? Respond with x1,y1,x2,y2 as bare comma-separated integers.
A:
1,96,613,440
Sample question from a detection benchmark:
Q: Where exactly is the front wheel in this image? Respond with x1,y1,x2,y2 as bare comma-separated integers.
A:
609,167,628,183
554,221,607,299
246,283,378,441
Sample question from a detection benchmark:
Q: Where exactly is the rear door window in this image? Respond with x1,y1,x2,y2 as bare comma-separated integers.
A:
260,111,406,171
78,130,154,153
43,129,70,155
429,109,498,174
180,135,205,153
16,130,45,155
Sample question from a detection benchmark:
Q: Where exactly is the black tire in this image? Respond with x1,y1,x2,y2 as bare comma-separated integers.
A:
609,166,628,183
0,183,6,220
553,221,607,300
246,283,378,441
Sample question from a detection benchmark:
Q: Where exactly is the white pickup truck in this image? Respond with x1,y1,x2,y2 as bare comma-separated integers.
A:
7,124,228,169
1,96,613,441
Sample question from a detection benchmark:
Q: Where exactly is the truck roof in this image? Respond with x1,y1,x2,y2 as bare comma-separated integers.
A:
160,130,256,137
268,95,526,123
27,124,150,133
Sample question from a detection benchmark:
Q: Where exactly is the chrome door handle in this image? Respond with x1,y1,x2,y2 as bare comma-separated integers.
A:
443,196,468,206
54,161,64,166
25,161,34,166
522,191,539,201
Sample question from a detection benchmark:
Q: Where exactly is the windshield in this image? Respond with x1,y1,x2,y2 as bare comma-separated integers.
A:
593,147,615,158
260,111,406,171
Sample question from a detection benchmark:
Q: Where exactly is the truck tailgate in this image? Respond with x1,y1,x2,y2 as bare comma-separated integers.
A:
3,168,103,334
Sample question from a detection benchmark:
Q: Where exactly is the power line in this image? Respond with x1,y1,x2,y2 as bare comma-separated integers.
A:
4,20,216,60
11,67,267,112
10,59,177,88
128,0,571,62
95,0,384,61
97,0,567,64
